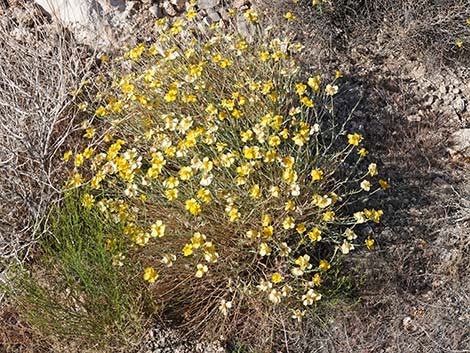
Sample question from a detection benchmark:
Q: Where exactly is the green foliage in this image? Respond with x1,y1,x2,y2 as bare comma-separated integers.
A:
12,192,146,352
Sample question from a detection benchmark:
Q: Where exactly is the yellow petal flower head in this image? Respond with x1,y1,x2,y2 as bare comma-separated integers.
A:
308,227,322,242
379,179,390,190
185,198,201,216
347,133,363,146
143,267,158,283
271,272,282,283
365,236,375,250
368,163,378,176
311,169,324,181
319,259,331,271
325,84,338,96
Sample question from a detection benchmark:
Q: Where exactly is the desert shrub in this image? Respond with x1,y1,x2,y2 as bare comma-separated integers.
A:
65,3,387,348
10,192,147,352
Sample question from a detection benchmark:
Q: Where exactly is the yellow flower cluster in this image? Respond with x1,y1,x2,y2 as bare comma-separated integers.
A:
68,8,387,322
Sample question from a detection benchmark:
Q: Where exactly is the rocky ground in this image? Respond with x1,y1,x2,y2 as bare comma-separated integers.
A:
1,0,469,352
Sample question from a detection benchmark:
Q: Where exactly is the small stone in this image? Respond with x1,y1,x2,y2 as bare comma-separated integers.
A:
206,8,221,22
198,0,219,10
402,316,417,332
149,4,162,17
162,0,177,16
453,97,465,113
423,94,434,107
452,87,461,94
438,85,447,95
450,128,470,158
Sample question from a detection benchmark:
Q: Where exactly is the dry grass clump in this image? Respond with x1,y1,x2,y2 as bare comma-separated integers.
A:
0,3,94,273
61,4,388,349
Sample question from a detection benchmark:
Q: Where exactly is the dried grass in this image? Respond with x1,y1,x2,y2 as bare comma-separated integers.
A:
0,2,94,277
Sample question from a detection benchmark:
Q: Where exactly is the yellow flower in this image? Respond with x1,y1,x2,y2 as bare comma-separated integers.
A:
219,299,232,316
379,179,390,190
307,75,321,92
268,289,282,304
63,150,72,161
302,289,321,306
250,184,261,199
319,259,331,271
186,10,197,19
360,180,371,192
81,193,95,209
282,216,295,229
456,41,463,48
83,147,94,159
271,272,282,283
365,236,375,250
311,273,322,286
197,188,212,203
262,226,274,239
244,8,258,22
364,208,384,223
195,264,208,278
282,168,298,183
164,188,178,201
182,243,193,256
295,83,307,96
347,133,363,146
307,227,322,242
185,198,201,216
226,205,241,222
179,166,194,180
143,267,158,283
340,239,354,254
259,242,271,256
74,153,84,167
300,96,314,107
323,211,335,221
358,148,368,157
291,309,305,322
368,163,378,176
335,70,342,79
296,223,306,234
150,220,165,238
285,200,295,211
284,12,296,20
325,84,338,96
295,254,312,270
259,50,270,61
310,169,324,181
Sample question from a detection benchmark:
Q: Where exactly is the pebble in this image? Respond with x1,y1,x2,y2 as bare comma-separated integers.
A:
453,97,465,113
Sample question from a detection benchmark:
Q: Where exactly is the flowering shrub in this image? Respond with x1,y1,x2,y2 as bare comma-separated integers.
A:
67,2,387,342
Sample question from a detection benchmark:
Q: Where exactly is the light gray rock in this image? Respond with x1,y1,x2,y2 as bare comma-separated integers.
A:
162,0,178,16
453,97,466,113
450,129,470,158
33,0,134,46
198,0,219,10
206,8,221,23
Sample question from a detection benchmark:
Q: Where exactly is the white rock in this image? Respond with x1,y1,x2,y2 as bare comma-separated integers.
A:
198,0,219,10
450,129,470,158
34,0,114,45
453,97,466,113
